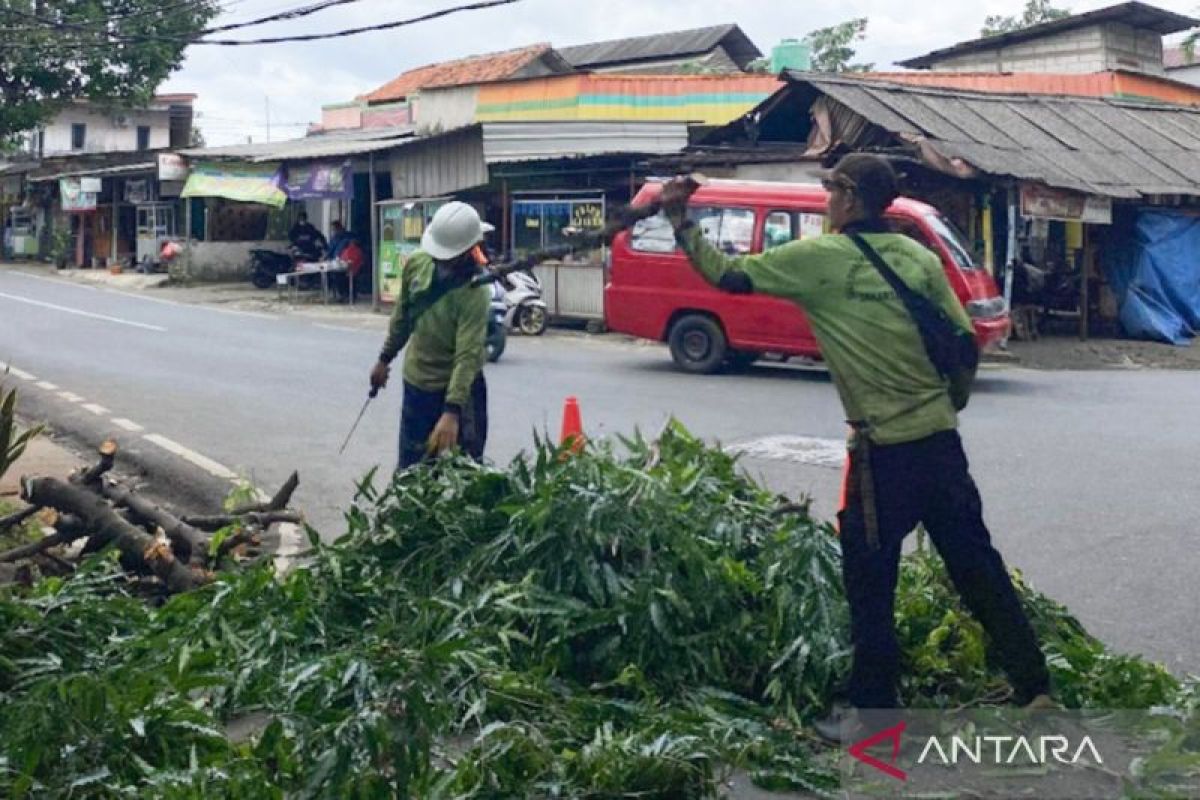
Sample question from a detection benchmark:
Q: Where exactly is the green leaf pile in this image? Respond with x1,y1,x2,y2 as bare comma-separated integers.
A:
1,423,1195,798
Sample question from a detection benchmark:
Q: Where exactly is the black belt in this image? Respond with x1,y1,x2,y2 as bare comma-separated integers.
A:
848,422,880,550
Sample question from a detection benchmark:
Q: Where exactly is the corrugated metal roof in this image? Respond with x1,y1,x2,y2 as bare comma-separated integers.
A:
558,24,760,70
783,73,1200,198
181,126,415,162
899,2,1199,69
28,161,156,183
480,120,688,164
861,70,1200,106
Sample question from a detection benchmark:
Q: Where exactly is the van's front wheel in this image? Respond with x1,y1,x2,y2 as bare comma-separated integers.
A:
668,314,727,374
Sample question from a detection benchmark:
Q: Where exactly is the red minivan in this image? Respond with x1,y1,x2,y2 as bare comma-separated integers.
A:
605,179,1010,373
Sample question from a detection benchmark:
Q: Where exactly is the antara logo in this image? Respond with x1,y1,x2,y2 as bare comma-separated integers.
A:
848,721,1105,783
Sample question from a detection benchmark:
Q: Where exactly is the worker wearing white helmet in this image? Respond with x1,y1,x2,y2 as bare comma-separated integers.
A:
370,201,491,468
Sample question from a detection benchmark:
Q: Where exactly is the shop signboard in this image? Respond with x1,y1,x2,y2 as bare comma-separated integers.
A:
284,160,351,200
60,178,97,212
1020,184,1112,225
158,153,189,182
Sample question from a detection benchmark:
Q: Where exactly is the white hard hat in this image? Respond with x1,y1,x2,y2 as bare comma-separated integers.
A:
422,201,483,260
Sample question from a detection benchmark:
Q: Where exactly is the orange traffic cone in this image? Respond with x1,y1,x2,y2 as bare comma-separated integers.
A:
559,396,586,455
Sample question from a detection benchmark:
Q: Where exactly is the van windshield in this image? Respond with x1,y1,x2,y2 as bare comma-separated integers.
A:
925,214,979,271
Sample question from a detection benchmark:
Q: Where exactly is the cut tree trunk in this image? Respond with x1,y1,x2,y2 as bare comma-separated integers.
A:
73,439,118,487
21,477,209,593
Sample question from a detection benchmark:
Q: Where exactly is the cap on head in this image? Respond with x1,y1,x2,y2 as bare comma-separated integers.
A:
422,201,483,260
822,154,899,217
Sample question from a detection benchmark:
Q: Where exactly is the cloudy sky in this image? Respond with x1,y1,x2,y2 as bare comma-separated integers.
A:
161,0,1200,146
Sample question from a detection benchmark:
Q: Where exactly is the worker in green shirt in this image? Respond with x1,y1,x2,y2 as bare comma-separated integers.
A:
659,155,1051,740
370,202,490,469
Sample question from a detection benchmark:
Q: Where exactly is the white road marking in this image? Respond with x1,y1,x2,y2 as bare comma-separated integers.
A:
315,323,366,334
111,418,144,432
35,381,58,391
13,270,100,291
726,435,848,470
58,391,84,403
0,291,167,332
1,364,36,381
9,269,278,321
143,434,238,480
82,403,109,415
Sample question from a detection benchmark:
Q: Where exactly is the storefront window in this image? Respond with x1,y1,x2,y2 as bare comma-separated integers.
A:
512,196,605,261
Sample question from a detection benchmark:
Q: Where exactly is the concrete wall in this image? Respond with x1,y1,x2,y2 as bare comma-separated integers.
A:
414,85,480,134
34,107,172,156
923,23,1165,76
173,240,288,282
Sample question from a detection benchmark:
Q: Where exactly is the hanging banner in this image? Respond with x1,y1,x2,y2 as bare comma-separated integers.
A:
59,178,97,212
284,160,351,200
1020,183,1112,225
180,161,286,208
158,153,189,181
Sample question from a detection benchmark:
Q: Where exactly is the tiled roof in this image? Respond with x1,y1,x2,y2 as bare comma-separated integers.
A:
361,44,561,103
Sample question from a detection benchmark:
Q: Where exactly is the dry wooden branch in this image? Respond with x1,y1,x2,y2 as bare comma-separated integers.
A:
73,439,118,487
227,471,299,515
21,477,208,593
99,482,209,565
182,510,303,532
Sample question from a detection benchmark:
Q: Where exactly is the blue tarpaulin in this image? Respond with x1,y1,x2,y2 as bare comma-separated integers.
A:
1103,210,1200,345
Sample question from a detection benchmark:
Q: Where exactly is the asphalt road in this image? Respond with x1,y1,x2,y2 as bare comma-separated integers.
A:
3,265,1198,678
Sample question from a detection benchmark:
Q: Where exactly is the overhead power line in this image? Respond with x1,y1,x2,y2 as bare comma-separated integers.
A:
0,0,519,47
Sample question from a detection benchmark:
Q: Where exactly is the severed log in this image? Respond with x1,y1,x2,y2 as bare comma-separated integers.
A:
226,471,299,516
182,510,303,532
73,439,119,487
0,514,88,563
21,477,209,593
98,482,209,565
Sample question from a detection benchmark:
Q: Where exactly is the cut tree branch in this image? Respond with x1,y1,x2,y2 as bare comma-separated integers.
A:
73,439,118,487
21,477,209,593
227,471,299,515
182,510,302,532
0,515,88,563
99,482,209,565
0,504,39,533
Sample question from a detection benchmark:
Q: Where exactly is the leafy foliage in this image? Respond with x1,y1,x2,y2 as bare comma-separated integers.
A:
1,381,43,482
982,0,1072,37
804,18,873,74
0,424,1195,796
0,0,220,140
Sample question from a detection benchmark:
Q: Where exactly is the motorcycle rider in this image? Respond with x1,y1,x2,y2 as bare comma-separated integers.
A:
369,202,490,468
288,211,327,262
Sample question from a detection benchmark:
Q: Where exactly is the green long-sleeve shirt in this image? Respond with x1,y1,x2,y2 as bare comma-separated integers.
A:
677,223,976,446
379,251,489,408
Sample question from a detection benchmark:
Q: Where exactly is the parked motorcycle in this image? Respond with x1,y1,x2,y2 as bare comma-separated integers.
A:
249,248,294,289
498,269,549,336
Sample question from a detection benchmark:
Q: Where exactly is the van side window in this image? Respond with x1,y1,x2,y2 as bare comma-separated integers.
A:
764,211,794,250
630,206,755,255
692,207,754,255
